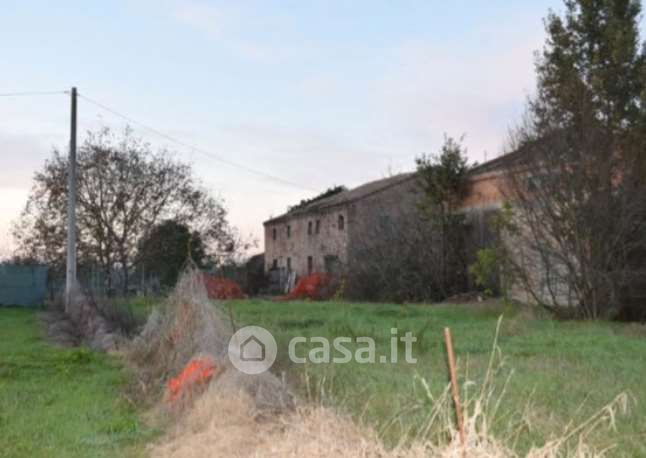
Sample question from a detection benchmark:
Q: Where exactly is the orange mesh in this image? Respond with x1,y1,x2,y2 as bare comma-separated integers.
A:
167,356,218,402
280,273,332,301
202,274,245,300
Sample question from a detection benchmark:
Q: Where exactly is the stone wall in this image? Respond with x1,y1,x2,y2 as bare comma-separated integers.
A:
347,177,421,250
264,207,349,278
263,170,529,299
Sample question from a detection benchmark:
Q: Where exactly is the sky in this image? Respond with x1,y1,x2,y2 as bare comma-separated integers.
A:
0,0,570,257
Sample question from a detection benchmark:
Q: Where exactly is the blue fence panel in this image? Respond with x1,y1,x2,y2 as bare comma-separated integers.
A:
0,264,48,307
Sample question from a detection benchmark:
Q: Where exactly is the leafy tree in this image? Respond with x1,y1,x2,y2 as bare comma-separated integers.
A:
345,137,471,302
287,185,347,212
137,220,207,289
13,127,235,295
504,0,646,318
415,135,471,297
416,136,470,213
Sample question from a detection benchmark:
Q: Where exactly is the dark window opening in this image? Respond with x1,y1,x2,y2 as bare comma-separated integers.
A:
272,228,277,240
287,257,292,271
315,219,320,234
324,254,341,275
338,214,345,230
307,256,313,275
308,221,313,235
287,225,291,238
272,259,278,269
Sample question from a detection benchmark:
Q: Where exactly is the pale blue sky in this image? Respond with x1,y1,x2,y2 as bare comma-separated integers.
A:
1,0,581,254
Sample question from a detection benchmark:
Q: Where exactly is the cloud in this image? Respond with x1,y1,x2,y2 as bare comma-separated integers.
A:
170,0,300,63
173,0,224,37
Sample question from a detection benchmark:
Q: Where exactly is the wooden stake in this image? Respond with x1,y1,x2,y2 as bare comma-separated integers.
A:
227,303,237,333
444,327,466,456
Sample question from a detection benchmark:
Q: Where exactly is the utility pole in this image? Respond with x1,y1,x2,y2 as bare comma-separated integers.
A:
65,87,77,311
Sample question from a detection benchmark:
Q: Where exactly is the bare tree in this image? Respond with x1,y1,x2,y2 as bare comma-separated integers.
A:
501,0,646,318
346,199,442,302
13,127,236,295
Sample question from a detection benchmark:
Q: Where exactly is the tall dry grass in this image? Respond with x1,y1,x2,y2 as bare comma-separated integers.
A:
127,265,292,413
147,314,631,457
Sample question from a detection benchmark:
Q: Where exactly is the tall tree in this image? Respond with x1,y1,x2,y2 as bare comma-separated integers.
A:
504,0,646,318
346,137,471,302
14,127,235,295
415,135,471,298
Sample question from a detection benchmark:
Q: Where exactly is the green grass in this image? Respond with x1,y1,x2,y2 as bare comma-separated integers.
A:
0,308,154,458
228,299,646,456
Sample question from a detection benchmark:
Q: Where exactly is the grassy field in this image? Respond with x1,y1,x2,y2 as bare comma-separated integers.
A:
229,299,646,456
0,308,152,458
3,299,644,456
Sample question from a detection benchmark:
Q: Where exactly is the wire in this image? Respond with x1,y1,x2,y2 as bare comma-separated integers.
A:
0,90,67,97
77,93,316,192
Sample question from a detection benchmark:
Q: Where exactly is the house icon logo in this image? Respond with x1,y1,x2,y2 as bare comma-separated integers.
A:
228,325,277,375
240,335,265,362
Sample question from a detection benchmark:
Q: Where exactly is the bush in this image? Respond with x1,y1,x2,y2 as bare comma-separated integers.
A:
469,248,500,297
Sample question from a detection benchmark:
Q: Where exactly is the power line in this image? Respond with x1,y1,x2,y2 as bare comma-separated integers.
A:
0,90,67,97
77,92,316,192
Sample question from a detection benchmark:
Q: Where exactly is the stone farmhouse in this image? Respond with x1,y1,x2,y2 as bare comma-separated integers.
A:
263,147,645,310
263,154,510,282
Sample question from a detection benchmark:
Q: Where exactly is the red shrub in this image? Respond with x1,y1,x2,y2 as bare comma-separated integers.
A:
202,274,245,300
280,273,333,301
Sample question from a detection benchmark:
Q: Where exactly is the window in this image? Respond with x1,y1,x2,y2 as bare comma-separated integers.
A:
272,228,277,240
287,257,292,271
308,221,313,235
272,259,278,269
307,256,313,275
338,214,345,230
324,255,340,274
287,225,291,238
315,219,320,234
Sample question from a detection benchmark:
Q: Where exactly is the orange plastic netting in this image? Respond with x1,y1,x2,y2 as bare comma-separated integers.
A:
202,274,245,300
167,356,218,402
280,273,332,301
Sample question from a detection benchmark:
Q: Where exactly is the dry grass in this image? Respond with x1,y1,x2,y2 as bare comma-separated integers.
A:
146,315,630,457
123,269,633,457
148,381,629,458
128,265,230,392
150,385,388,457
127,265,292,414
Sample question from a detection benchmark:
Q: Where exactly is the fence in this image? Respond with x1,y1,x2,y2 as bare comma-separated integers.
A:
47,265,163,300
0,263,48,307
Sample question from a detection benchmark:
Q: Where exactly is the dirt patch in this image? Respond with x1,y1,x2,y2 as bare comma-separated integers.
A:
40,290,122,352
